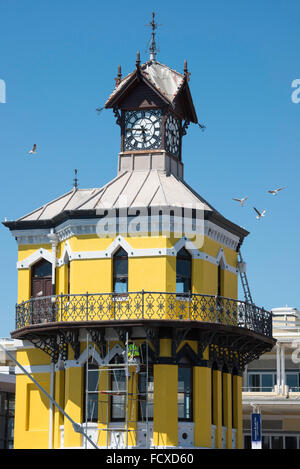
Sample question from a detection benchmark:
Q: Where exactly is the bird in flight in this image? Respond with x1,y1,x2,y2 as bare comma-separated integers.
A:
253,207,266,220
232,196,248,207
28,144,37,154
268,186,286,195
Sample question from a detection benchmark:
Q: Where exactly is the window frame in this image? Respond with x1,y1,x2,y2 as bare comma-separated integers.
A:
178,363,193,422
176,247,192,295
113,248,128,294
83,359,100,423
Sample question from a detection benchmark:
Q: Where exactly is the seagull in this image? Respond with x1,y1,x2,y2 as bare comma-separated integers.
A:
28,144,37,154
268,186,286,195
232,196,248,207
253,207,266,220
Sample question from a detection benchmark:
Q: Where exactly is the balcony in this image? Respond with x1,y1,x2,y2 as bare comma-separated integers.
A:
14,291,273,338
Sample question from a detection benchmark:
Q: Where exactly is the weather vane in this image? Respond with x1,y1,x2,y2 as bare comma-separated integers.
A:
73,169,78,189
146,12,161,61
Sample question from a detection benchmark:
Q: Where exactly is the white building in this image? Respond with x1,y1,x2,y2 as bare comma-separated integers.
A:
0,338,17,449
242,307,300,449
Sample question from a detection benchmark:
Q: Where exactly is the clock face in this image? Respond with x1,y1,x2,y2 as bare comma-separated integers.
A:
165,114,180,158
124,110,162,151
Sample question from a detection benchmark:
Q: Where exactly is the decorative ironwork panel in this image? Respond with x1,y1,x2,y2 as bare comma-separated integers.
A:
15,291,273,339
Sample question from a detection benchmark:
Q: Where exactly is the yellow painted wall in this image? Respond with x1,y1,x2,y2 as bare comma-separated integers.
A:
222,372,232,448
153,364,178,446
232,375,243,449
13,231,240,449
194,366,212,447
53,369,65,449
14,373,50,449
64,366,83,448
16,234,238,303
212,369,222,449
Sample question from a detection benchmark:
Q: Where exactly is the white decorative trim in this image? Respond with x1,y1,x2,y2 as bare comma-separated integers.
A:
11,228,51,246
12,218,240,251
15,364,51,375
205,221,239,251
63,343,124,369
57,240,72,266
17,248,52,269
17,235,239,275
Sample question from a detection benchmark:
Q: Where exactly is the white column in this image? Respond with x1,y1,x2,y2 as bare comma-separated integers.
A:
243,365,248,391
281,345,285,392
276,344,281,393
47,229,58,295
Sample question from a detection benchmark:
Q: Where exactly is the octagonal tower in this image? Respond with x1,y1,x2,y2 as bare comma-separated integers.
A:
4,41,275,450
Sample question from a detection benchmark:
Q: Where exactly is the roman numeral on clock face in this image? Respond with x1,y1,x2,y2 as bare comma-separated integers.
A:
124,110,162,151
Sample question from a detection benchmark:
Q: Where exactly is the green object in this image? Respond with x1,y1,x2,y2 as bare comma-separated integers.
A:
128,343,139,359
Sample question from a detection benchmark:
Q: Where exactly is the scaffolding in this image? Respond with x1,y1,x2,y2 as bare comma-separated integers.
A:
84,331,151,449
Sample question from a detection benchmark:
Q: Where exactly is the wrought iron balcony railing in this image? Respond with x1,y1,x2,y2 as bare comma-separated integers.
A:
15,291,273,338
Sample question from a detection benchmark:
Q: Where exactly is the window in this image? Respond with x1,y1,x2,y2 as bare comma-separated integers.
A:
138,365,154,421
176,248,191,294
244,433,300,449
111,368,126,421
67,260,70,295
217,264,222,296
83,359,99,423
0,392,15,449
286,372,300,391
32,259,52,278
178,363,192,421
113,248,128,293
248,372,276,392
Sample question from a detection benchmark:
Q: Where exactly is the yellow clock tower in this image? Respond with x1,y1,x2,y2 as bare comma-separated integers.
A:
4,15,275,449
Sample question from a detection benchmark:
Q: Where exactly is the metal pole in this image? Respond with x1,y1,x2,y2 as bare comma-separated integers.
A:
85,331,89,449
125,332,129,448
0,342,99,449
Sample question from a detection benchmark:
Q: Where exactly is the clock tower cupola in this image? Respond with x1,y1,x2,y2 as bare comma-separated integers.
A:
104,13,198,179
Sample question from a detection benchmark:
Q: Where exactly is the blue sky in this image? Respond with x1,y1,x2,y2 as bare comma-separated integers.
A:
0,0,299,336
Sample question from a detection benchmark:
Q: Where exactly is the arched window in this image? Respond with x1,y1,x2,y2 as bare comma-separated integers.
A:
178,358,193,421
217,259,225,297
83,358,99,423
31,259,52,298
113,248,128,293
176,247,191,294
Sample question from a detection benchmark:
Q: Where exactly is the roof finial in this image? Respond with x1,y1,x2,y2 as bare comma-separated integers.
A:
136,50,141,68
146,12,161,62
73,169,78,189
115,64,122,87
184,58,191,82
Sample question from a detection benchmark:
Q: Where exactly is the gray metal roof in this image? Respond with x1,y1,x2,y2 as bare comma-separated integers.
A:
105,61,185,107
16,170,215,222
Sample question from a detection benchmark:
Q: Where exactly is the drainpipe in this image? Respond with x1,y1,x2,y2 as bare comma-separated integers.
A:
47,229,58,448
49,362,55,448
47,229,58,295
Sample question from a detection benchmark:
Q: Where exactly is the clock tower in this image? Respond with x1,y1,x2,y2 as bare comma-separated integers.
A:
105,28,198,179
